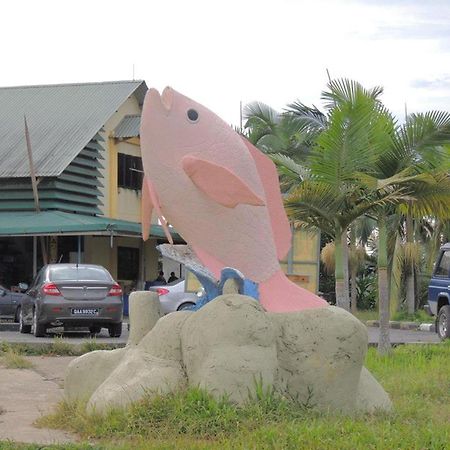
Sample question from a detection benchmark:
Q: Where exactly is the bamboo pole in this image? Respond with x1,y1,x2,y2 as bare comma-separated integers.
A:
24,116,48,265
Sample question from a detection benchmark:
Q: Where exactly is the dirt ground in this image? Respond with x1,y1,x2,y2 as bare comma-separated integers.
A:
0,356,77,445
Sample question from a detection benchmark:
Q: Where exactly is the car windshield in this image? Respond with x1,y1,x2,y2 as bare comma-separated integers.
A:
49,266,111,282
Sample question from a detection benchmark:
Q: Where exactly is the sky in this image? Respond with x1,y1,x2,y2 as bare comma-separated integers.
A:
1,0,449,125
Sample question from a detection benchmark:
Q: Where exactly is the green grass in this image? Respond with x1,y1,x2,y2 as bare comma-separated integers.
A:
0,348,33,369
391,309,432,323
354,309,378,322
0,339,121,357
355,308,432,323
34,342,450,450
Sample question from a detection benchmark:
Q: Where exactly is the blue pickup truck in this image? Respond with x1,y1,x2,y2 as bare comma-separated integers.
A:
427,242,450,340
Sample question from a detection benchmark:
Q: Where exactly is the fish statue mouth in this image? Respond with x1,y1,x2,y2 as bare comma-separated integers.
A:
148,86,173,114
160,87,173,112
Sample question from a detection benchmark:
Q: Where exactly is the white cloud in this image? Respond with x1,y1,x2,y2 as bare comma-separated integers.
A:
0,0,448,124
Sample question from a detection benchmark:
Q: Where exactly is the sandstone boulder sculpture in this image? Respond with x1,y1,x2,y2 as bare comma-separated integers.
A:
65,291,392,415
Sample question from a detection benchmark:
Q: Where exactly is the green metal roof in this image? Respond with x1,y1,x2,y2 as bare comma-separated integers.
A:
114,114,141,138
0,80,147,178
0,211,180,240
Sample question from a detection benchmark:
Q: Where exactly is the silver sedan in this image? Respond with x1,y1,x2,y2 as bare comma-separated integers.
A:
19,264,123,337
147,280,199,314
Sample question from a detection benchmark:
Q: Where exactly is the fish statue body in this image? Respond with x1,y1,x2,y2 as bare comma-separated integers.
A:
140,87,327,312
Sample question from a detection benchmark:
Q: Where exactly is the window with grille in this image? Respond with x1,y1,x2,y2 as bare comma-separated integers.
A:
118,153,143,190
117,246,140,281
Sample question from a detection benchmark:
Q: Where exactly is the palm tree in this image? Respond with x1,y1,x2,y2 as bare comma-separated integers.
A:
285,79,398,311
243,102,313,162
244,80,450,354
357,111,450,353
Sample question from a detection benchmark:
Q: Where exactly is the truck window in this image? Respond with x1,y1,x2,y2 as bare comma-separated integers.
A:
435,250,450,277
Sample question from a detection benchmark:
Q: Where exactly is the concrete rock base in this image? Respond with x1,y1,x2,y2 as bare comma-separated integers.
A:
65,292,392,415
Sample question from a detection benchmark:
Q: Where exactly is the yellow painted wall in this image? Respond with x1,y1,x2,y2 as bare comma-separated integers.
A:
98,96,142,217
281,227,320,293
186,227,320,294
115,141,142,222
84,236,115,275
84,235,160,291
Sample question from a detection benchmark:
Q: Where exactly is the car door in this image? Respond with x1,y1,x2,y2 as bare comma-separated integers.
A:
429,250,450,313
22,268,45,319
0,286,12,317
8,292,23,318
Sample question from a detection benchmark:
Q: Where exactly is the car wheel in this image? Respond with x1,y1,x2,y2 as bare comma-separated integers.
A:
18,307,31,334
89,325,102,335
14,307,20,323
177,302,195,311
31,308,46,338
437,305,450,340
108,322,122,338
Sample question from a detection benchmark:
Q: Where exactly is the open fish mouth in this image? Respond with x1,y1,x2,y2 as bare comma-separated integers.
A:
160,87,173,112
148,86,173,114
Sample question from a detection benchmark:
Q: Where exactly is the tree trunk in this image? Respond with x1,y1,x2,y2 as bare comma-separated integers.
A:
351,268,358,314
341,231,350,311
378,215,391,355
389,234,402,315
334,229,350,311
405,215,415,314
406,272,415,314
349,227,358,314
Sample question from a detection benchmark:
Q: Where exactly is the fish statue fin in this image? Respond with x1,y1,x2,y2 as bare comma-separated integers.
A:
141,175,153,241
182,155,265,208
242,137,292,260
141,175,173,244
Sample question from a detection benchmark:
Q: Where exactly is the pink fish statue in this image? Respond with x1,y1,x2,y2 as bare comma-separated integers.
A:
140,87,327,313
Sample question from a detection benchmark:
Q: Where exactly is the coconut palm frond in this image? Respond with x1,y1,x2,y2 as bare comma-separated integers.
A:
394,110,450,170
353,215,377,246
349,246,366,272
270,153,310,182
398,175,450,218
243,101,280,125
255,134,286,154
311,95,387,187
243,101,282,146
284,100,327,132
321,78,384,110
402,242,421,269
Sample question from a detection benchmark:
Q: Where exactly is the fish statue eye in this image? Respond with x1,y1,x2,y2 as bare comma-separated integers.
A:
187,109,199,123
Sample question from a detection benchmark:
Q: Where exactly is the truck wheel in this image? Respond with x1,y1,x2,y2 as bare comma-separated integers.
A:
437,305,450,340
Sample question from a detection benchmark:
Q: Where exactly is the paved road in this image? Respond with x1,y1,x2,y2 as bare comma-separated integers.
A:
0,324,128,345
0,356,76,445
0,324,440,345
367,327,440,344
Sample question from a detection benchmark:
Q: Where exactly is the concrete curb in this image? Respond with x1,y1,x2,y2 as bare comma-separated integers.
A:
418,323,435,332
0,323,19,332
365,320,435,332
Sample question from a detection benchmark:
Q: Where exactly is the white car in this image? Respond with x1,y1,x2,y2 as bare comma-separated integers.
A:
147,279,200,314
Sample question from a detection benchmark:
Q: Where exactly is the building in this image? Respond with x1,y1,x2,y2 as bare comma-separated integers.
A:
0,80,179,292
0,80,320,295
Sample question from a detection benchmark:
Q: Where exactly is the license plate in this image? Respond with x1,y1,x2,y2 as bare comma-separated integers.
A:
71,308,98,316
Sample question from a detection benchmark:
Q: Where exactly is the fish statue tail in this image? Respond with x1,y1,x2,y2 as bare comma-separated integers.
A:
259,270,328,313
